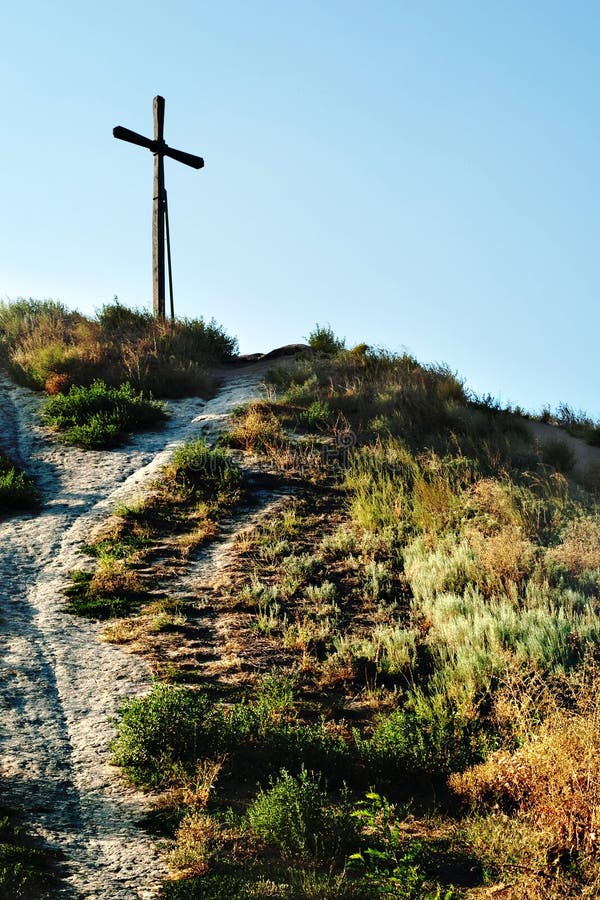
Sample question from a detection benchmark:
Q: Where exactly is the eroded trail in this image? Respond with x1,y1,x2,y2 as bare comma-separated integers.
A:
0,366,266,898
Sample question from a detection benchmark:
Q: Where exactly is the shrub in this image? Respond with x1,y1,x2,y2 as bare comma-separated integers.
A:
42,380,168,448
246,768,358,861
306,324,346,355
165,440,241,504
359,691,485,778
111,683,221,788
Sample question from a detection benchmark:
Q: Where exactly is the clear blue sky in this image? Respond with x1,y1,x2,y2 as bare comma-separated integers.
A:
2,1,598,417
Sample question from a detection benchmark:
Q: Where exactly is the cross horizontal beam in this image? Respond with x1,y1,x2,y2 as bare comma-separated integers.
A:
113,125,204,169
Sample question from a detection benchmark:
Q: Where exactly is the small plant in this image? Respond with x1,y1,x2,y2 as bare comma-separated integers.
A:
348,793,455,899
300,399,333,428
304,581,337,603
167,810,223,877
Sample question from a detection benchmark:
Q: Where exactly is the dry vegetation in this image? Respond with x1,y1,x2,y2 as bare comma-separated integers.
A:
0,297,237,398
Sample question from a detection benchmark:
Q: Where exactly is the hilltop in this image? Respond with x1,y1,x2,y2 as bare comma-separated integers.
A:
0,303,599,899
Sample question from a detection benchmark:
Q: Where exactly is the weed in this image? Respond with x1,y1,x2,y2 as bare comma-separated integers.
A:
168,810,224,877
349,793,455,899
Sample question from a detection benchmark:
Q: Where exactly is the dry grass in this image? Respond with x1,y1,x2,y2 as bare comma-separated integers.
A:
466,525,536,596
0,298,236,397
225,402,288,454
550,515,600,575
452,672,600,860
167,811,224,878
89,560,144,595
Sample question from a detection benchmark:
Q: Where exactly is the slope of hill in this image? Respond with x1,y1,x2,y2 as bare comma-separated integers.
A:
0,312,599,898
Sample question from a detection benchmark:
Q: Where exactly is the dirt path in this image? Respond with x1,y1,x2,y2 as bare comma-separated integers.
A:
0,365,268,898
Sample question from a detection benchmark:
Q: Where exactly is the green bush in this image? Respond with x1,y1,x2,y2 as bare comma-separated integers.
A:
112,683,223,788
246,768,358,862
112,682,351,791
359,693,484,778
42,380,168,448
0,454,38,512
307,324,346,356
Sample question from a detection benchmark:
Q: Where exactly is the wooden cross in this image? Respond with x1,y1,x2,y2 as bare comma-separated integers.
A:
113,96,204,319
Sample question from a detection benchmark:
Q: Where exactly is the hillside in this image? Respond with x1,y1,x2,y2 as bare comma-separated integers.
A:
0,306,599,899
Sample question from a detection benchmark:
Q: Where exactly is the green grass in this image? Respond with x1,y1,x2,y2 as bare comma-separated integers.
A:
0,453,37,512
42,380,168,448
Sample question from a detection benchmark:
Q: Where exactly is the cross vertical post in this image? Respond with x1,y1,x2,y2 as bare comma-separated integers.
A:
113,96,204,321
153,96,166,319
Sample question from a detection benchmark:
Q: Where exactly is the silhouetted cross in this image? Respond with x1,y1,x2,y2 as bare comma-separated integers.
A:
113,96,204,319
